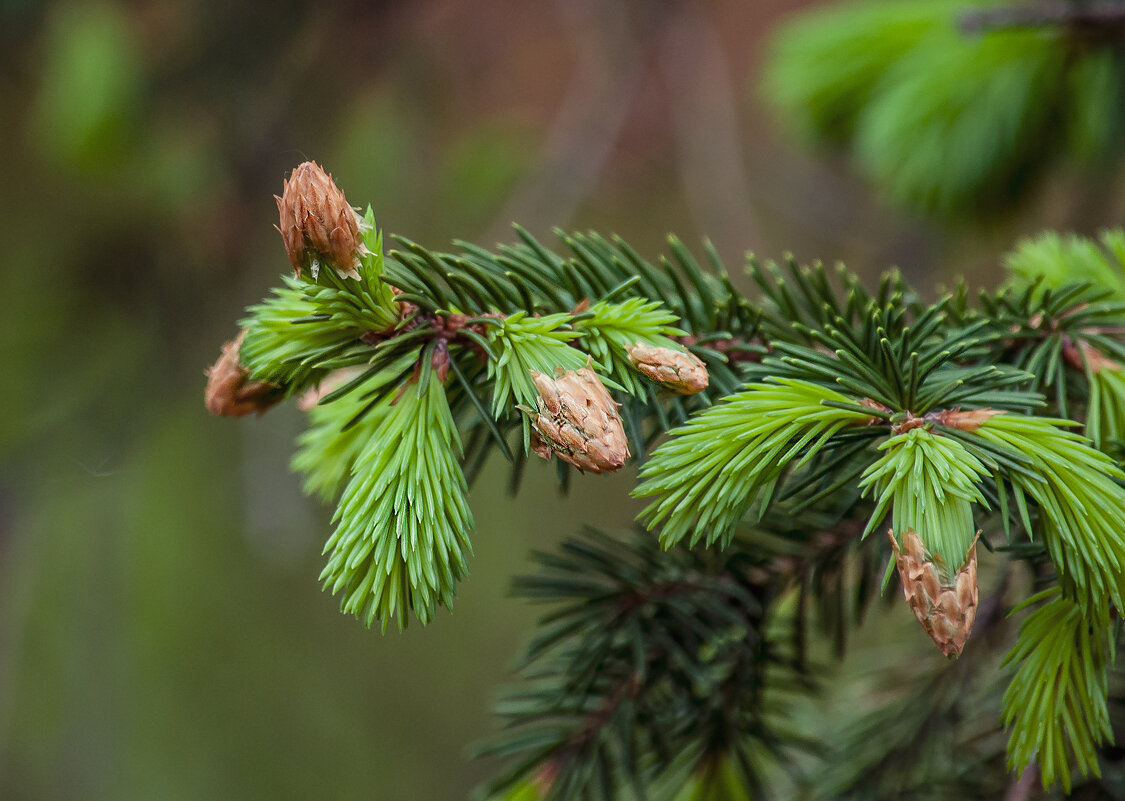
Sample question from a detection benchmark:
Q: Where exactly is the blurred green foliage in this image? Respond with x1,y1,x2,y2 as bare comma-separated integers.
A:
765,0,1125,219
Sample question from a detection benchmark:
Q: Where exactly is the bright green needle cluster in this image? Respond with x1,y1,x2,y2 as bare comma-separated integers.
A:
321,370,472,630
484,312,588,416
859,428,987,574
291,349,421,501
974,414,1125,617
764,2,1125,219
1002,588,1114,791
634,378,874,548
573,297,686,397
1088,366,1125,448
1006,229,1125,300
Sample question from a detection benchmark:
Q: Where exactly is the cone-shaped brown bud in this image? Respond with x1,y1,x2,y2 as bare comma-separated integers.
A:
204,331,283,417
275,161,368,280
527,366,629,474
889,529,979,658
625,342,709,394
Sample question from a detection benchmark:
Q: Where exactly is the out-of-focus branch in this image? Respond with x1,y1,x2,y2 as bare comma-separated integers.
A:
655,1,762,257
960,1,1125,34
1005,763,1040,801
483,0,644,242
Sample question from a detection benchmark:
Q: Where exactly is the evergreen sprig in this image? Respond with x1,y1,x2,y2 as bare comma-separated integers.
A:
321,370,472,629
1002,588,1115,791
476,529,810,801
634,379,874,548
858,428,988,572
231,197,761,626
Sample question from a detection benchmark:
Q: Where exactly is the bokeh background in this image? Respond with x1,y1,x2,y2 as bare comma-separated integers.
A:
3,1,1123,799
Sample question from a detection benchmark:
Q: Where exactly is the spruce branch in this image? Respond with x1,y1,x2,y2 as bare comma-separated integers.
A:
1002,587,1115,791
972,414,1125,618
205,161,1125,794
210,162,760,627
634,379,875,548
476,529,811,801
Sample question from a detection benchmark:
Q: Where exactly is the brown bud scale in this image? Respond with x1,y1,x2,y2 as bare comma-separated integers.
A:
527,366,630,474
204,331,282,417
275,161,368,280
625,342,709,394
889,529,978,659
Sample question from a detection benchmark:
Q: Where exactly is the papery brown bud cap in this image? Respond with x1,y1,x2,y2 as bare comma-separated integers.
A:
296,366,364,412
204,330,282,417
275,161,368,280
625,342,709,394
889,529,978,659
527,366,630,474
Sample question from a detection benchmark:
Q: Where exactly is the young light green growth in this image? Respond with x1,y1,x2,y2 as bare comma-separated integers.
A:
321,370,472,630
291,350,421,501
1087,360,1125,448
1006,229,1125,300
571,297,688,395
1002,588,1114,791
765,1,1122,218
973,414,1125,617
485,312,588,417
859,427,988,574
634,378,875,548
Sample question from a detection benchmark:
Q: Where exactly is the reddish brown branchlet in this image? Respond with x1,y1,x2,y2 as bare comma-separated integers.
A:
527,366,629,474
929,407,1004,432
889,529,979,659
275,161,368,280
204,330,282,417
625,342,709,394
1063,338,1122,374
